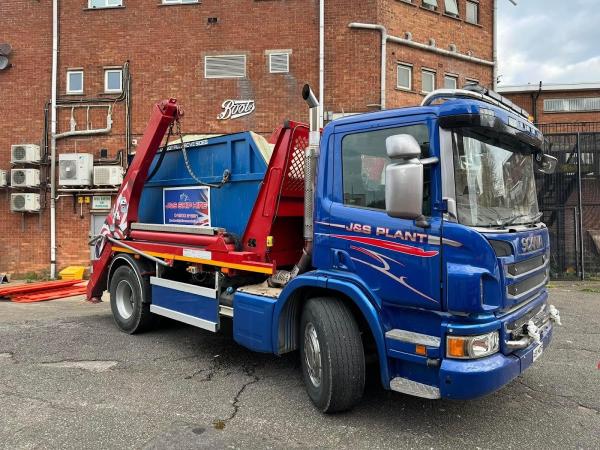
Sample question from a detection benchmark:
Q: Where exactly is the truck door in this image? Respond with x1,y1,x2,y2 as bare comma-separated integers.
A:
327,121,442,309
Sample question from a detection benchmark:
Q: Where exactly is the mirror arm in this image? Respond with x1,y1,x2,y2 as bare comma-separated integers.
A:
420,156,439,166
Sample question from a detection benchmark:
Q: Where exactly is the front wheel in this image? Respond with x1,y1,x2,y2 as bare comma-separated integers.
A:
300,297,365,413
109,264,155,334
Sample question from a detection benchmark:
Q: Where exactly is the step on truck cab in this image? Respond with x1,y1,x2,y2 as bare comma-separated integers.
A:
87,85,561,413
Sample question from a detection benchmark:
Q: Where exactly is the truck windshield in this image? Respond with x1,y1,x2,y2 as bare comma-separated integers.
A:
452,130,540,227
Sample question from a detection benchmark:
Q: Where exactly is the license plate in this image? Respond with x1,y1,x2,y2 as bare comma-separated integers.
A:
533,343,543,362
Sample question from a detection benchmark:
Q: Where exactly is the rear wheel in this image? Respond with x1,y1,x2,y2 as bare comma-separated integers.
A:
109,264,155,334
300,297,365,413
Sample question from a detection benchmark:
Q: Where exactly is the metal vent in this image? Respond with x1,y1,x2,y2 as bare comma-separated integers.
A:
269,53,289,74
205,55,246,78
60,160,77,179
13,170,25,185
12,194,25,210
13,146,26,161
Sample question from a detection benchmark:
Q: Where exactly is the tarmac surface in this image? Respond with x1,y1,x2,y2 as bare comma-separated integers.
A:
0,283,598,449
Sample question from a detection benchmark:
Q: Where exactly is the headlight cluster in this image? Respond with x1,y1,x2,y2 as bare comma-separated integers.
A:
446,331,499,359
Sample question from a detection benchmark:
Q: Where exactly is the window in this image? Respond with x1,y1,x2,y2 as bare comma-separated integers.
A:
342,125,431,212
66,70,83,94
444,0,459,16
89,0,122,8
104,69,122,93
466,1,479,24
422,70,436,93
422,0,438,10
205,55,246,78
397,64,412,91
444,74,458,89
544,97,600,113
465,78,479,87
162,0,199,4
269,53,290,74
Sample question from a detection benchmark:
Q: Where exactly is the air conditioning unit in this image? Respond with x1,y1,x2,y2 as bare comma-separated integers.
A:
11,193,41,212
0,169,7,187
94,165,124,186
11,144,41,164
11,168,40,187
59,153,93,186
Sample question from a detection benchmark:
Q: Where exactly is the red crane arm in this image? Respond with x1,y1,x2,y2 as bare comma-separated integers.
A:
86,98,183,302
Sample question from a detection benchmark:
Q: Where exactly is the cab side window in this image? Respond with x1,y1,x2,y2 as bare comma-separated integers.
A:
342,124,431,214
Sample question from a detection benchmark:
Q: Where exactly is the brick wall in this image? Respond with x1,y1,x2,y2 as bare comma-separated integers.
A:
0,0,493,275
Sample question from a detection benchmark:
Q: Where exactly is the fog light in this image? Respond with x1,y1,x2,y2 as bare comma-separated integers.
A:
446,331,499,359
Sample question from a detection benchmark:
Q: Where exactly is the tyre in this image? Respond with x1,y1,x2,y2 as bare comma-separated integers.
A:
300,297,365,413
109,264,155,334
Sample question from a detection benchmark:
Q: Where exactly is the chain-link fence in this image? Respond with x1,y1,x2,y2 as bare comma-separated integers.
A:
537,124,600,280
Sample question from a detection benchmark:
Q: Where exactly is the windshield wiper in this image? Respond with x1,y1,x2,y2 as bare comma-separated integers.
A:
500,212,543,227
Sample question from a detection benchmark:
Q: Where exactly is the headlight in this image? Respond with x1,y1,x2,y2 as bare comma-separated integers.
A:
446,331,499,359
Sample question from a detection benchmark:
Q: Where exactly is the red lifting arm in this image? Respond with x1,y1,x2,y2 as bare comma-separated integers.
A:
86,98,183,302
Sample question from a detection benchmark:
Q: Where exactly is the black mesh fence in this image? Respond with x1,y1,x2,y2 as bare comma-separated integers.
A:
536,125,600,280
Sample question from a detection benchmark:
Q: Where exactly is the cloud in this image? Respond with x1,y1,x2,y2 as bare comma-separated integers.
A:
497,0,600,85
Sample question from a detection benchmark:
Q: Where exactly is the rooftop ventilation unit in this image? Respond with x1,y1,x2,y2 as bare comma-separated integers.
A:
93,165,124,186
59,153,94,186
11,193,41,212
11,169,40,187
11,144,41,164
0,170,7,187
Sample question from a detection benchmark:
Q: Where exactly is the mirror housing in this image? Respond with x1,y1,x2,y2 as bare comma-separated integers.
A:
385,134,424,220
535,153,557,174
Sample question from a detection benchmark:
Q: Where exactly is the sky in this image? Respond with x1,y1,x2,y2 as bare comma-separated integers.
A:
497,0,600,86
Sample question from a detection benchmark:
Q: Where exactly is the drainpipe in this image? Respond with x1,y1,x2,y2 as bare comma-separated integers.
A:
348,23,387,110
531,81,543,123
50,0,58,279
318,0,324,127
493,0,498,89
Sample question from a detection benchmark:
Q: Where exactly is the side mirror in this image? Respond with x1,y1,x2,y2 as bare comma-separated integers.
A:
385,134,423,220
535,153,557,174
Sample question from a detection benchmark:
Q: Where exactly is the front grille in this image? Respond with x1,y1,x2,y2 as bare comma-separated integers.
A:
506,255,546,277
507,271,547,298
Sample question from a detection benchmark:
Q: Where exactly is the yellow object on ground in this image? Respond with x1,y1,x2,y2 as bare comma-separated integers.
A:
58,266,86,281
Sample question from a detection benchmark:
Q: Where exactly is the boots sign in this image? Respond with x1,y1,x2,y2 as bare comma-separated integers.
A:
217,99,255,120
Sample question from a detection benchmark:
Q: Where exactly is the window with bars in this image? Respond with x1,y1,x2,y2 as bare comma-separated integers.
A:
466,1,479,24
544,97,600,112
204,55,246,79
269,53,290,74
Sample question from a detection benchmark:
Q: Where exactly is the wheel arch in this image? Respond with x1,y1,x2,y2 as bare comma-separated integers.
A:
107,253,154,303
272,273,390,389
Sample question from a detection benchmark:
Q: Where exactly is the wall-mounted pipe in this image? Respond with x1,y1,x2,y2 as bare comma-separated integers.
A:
348,23,387,110
318,0,324,127
50,0,58,279
348,22,496,110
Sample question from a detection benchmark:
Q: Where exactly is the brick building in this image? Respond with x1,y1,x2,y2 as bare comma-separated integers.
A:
0,0,495,276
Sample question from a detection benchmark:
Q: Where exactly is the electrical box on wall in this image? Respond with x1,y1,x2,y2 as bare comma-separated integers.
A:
94,165,124,186
11,168,40,187
11,144,41,164
11,193,41,212
0,169,7,187
59,153,94,186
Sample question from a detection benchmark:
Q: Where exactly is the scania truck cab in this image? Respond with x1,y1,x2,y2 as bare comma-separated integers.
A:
88,85,560,413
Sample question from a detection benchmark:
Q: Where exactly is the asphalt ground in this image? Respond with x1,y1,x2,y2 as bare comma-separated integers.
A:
0,283,598,449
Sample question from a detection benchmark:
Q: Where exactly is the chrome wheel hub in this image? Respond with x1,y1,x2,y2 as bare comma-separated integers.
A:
115,280,134,320
304,322,322,387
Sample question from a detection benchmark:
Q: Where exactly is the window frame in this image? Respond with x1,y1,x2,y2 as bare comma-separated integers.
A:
422,0,438,11
104,68,123,93
444,74,458,90
444,0,459,17
466,0,479,24
88,0,123,8
421,69,436,94
161,0,199,5
204,54,247,79
397,63,413,91
66,70,84,95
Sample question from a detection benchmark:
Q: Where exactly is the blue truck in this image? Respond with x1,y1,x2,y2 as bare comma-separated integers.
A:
89,85,561,412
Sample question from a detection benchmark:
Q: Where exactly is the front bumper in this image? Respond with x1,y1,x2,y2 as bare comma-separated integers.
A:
439,320,553,400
